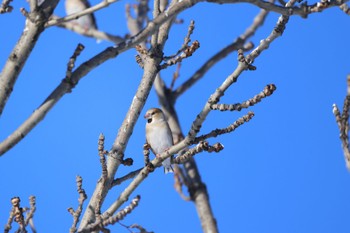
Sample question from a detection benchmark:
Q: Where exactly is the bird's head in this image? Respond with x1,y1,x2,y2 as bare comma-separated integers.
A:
144,108,165,124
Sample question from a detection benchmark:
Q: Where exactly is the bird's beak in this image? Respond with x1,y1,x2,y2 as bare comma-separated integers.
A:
144,113,150,119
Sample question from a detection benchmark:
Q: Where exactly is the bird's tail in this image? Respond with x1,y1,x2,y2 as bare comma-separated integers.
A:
162,157,174,174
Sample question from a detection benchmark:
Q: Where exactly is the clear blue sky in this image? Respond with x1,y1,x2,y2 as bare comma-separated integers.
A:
1,1,350,232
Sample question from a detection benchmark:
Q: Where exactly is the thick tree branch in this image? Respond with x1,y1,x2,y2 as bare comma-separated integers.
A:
0,44,118,156
0,0,59,117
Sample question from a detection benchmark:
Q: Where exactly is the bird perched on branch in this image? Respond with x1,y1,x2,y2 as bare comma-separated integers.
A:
65,0,98,31
145,108,174,174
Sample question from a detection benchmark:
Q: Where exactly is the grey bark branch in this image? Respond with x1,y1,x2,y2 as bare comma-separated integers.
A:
52,16,124,43
333,75,350,170
0,46,119,156
0,0,59,117
45,0,120,27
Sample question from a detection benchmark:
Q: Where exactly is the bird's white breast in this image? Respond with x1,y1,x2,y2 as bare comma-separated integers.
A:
147,121,173,155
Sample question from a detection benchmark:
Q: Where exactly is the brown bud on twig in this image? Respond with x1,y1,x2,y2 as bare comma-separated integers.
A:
135,54,144,68
65,43,85,85
0,0,13,13
98,133,108,179
121,158,134,166
135,44,147,55
159,40,200,69
103,195,141,225
143,142,150,165
146,162,155,172
237,49,256,70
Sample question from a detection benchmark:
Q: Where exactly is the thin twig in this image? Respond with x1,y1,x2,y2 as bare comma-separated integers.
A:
163,20,196,60
339,3,350,14
98,134,108,180
173,141,224,164
111,168,143,187
24,196,36,232
210,84,276,111
46,0,120,27
66,43,85,81
10,197,27,233
54,17,124,43
68,176,87,233
159,40,200,69
333,75,350,170
170,63,181,90
128,223,153,233
194,112,255,143
173,165,191,201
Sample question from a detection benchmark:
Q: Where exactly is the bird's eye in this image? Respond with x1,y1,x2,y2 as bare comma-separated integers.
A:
151,111,156,115
147,118,152,123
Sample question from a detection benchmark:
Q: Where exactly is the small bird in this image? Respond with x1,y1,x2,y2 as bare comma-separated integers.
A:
145,108,174,174
65,0,98,31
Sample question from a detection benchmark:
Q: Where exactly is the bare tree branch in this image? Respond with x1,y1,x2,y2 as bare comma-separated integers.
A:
0,0,59,117
333,74,350,170
210,0,348,17
173,141,224,163
52,16,124,43
194,112,255,143
339,2,350,14
4,196,36,233
210,84,276,111
68,176,87,233
24,196,36,233
46,0,120,27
